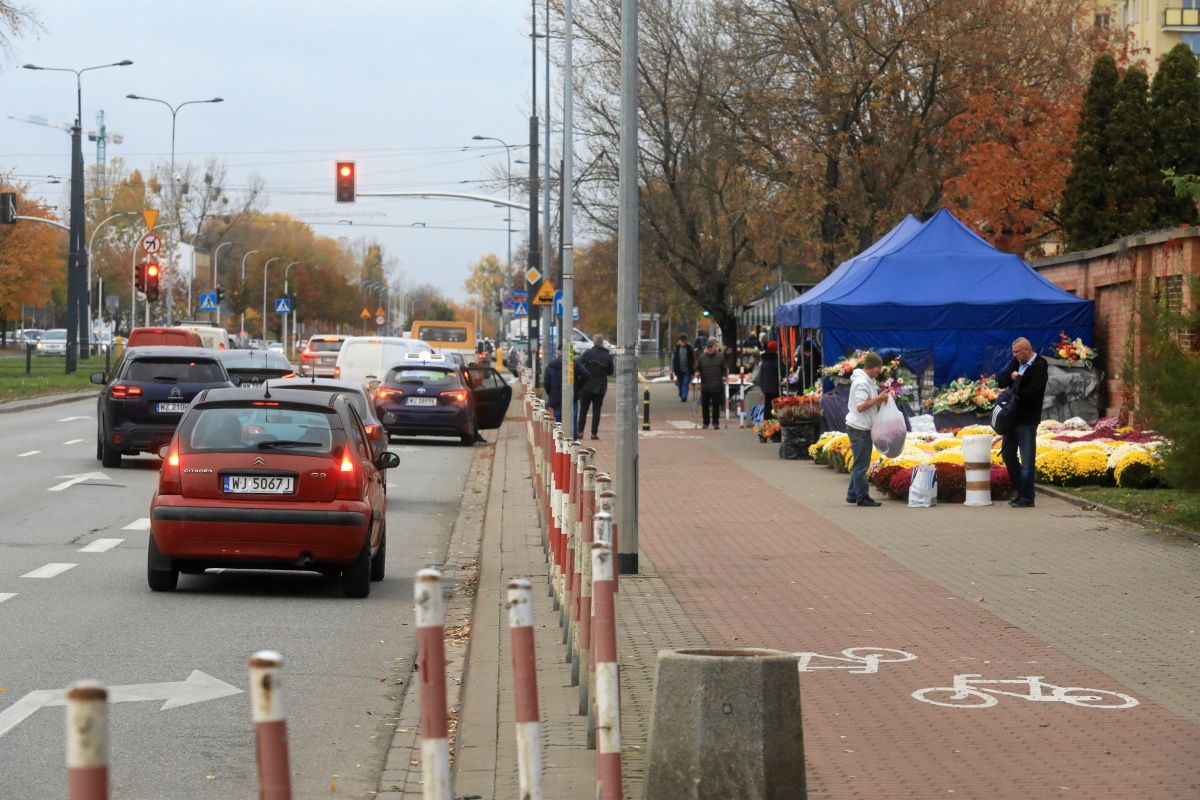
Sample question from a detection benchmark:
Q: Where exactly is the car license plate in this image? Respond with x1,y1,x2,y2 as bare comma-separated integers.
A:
156,403,188,413
242,381,261,388
223,475,294,494
407,397,438,406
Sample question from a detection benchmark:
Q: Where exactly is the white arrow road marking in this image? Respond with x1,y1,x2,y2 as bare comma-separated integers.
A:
20,563,77,579
78,538,123,553
0,593,16,604
17,451,40,458
0,671,243,740
122,518,151,531
62,439,83,445
47,471,111,492
56,416,93,422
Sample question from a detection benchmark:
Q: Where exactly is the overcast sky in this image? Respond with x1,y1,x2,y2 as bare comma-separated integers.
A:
2,0,541,300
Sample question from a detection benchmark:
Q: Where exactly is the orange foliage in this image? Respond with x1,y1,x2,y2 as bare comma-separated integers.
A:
0,188,65,319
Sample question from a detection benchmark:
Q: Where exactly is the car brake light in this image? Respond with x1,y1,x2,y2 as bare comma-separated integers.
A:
283,372,296,378
376,387,403,400
300,351,316,360
364,423,382,440
110,384,142,399
160,445,182,495
252,401,279,406
336,450,362,500
333,366,341,378
441,389,469,403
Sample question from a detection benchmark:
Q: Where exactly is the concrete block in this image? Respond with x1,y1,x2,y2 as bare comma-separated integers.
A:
642,648,806,800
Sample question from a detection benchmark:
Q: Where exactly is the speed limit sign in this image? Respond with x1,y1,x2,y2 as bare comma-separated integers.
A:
140,234,162,255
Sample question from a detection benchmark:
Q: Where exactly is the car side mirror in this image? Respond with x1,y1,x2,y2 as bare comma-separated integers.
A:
367,380,381,390
157,444,171,459
376,451,400,470
229,376,242,386
90,371,106,385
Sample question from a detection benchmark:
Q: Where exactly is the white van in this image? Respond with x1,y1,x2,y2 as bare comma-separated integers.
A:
334,336,427,387
177,325,231,351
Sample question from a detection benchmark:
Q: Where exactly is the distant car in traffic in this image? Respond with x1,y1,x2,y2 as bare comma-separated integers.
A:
216,348,295,388
36,328,67,356
267,341,284,353
372,352,512,445
333,336,426,388
298,335,348,377
148,387,398,597
126,327,204,348
91,346,235,467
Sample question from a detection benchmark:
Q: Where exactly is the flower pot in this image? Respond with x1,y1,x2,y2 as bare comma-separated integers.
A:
779,419,818,460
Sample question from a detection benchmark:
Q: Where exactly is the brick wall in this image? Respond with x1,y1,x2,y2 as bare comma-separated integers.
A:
1033,228,1200,417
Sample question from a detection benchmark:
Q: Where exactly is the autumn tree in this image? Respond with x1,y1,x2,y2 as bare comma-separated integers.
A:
1150,43,1200,227
1061,53,1120,250
0,183,63,335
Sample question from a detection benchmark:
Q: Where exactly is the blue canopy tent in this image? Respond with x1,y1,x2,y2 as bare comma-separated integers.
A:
776,208,1094,386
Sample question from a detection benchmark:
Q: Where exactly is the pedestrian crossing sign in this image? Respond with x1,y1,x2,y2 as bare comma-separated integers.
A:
198,292,218,311
275,298,291,314
513,301,529,318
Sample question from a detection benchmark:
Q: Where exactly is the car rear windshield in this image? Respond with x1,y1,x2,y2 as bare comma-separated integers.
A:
220,351,292,370
43,330,67,341
187,406,337,453
307,339,344,353
126,358,225,383
416,326,469,343
385,367,461,388
277,386,370,419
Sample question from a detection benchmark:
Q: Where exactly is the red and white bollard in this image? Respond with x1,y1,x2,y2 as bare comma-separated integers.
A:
66,681,108,800
415,569,451,800
591,537,622,798
569,450,593,677
577,463,597,704
550,428,566,610
596,481,618,593
249,650,292,800
507,578,544,800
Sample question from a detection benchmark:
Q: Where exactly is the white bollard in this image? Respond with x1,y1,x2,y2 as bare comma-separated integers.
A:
249,650,293,800
507,579,545,800
962,434,994,507
415,569,451,800
66,681,108,800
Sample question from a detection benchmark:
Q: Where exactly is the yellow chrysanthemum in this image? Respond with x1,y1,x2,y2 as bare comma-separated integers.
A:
956,424,995,439
1071,450,1107,485
930,450,965,465
931,439,962,451
1114,451,1162,489
1035,450,1075,486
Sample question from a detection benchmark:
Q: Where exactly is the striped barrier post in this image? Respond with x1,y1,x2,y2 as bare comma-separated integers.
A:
596,483,618,593
507,579,545,800
564,440,583,646
576,466,596,705
586,507,613,747
569,450,593,678
963,434,993,507
249,651,292,800
66,681,108,800
414,569,451,800
550,428,565,609
591,538,622,798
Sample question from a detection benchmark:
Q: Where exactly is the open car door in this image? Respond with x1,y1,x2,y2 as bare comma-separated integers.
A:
465,367,513,429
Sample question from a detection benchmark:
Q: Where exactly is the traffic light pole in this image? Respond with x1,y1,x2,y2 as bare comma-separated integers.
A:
66,122,84,373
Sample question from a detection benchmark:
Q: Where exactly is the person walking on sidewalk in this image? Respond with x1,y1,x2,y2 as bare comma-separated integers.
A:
845,351,889,506
669,334,696,402
543,349,590,435
996,336,1048,508
577,335,614,440
696,339,728,430
758,340,781,418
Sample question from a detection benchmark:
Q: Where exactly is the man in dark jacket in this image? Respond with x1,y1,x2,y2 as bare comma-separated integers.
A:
695,339,728,429
758,340,781,418
543,351,590,429
996,336,1048,507
576,336,614,440
669,335,696,402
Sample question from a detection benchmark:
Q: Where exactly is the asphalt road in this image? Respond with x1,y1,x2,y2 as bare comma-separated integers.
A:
0,396,477,798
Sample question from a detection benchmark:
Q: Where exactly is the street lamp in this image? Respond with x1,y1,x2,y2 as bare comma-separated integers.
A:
126,93,224,325
283,261,301,356
86,211,138,338
24,58,133,369
261,256,285,342
239,249,260,340
212,240,237,327
472,136,515,275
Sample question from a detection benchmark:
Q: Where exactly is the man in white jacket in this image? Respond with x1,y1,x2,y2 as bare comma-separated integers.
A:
845,352,890,506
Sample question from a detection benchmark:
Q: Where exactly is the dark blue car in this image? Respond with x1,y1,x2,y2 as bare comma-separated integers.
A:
373,354,511,445
91,346,235,467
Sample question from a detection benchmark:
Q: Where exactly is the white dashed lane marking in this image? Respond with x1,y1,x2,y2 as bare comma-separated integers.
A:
62,439,83,445
122,518,150,531
78,538,123,553
17,451,40,458
20,563,77,579
0,593,16,605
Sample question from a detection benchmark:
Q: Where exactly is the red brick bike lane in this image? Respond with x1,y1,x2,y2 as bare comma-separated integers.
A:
621,433,1199,799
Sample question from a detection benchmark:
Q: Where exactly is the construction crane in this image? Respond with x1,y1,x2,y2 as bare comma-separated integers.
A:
6,110,124,180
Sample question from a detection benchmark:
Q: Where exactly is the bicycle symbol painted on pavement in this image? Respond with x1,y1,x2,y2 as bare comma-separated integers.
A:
912,674,1139,709
793,647,917,675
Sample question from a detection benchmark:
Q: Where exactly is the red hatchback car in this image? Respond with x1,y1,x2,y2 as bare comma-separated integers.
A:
148,387,399,597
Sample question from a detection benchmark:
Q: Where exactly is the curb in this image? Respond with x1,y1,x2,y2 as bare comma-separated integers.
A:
376,437,497,797
1037,485,1200,546
0,391,94,415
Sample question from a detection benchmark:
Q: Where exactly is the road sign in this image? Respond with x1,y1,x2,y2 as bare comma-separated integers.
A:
513,301,529,318
275,298,291,314
142,209,159,231
105,294,120,313
533,279,556,305
553,290,564,317
525,267,542,285
140,233,162,254
360,307,371,319
375,315,385,325
573,306,579,321
375,307,385,318
198,292,218,311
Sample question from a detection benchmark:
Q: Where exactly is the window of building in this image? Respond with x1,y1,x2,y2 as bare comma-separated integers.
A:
1094,12,1111,29
1184,33,1200,56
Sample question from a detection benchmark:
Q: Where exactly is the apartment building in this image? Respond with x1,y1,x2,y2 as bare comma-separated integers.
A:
1103,1,1200,72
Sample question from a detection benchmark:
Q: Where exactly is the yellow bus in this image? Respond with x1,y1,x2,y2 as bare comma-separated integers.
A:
409,320,478,364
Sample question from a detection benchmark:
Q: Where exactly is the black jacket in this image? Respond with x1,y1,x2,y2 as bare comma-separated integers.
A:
758,350,781,395
997,355,1047,426
543,356,589,409
670,344,695,375
578,345,614,395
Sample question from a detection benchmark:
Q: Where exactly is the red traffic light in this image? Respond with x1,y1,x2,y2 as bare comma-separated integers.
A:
146,263,160,278
335,161,356,203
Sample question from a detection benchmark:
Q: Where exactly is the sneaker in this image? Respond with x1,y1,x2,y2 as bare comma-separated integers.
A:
1011,498,1035,508
857,497,882,507
846,497,858,504
590,434,599,440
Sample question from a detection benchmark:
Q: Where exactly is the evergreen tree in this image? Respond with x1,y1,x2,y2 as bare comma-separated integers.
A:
1106,66,1158,238
1061,54,1119,250
1151,43,1200,226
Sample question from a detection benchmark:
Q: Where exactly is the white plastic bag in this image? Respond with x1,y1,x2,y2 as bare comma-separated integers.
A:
871,395,907,458
908,464,937,508
909,414,936,434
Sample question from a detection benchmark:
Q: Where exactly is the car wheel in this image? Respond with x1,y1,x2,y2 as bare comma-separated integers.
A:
146,534,179,592
96,433,103,461
341,537,372,598
101,438,122,468
370,525,386,582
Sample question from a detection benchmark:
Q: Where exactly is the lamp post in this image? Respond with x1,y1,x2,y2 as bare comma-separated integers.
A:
126,93,224,325
471,135,514,276
283,261,301,356
261,257,284,343
23,58,133,369
86,211,138,341
239,249,260,341
212,240,236,328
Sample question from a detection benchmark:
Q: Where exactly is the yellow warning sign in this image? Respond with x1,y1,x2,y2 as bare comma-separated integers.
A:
142,209,159,231
533,279,556,305
360,307,371,319
375,307,386,318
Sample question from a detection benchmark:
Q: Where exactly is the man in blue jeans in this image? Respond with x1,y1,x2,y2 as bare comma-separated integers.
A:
845,352,889,506
997,337,1048,507
669,334,696,402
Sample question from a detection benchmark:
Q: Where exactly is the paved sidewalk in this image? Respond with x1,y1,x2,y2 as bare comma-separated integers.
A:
439,382,1199,798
